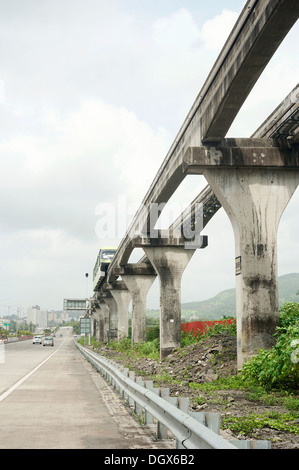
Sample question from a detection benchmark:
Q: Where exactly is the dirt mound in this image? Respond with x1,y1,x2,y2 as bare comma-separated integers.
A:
161,333,238,381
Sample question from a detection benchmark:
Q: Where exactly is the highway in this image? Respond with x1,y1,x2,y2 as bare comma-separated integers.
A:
0,329,172,449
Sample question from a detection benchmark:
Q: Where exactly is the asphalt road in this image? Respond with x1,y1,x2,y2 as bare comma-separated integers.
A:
0,329,173,449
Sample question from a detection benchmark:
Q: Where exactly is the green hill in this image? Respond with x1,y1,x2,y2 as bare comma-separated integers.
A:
181,273,299,321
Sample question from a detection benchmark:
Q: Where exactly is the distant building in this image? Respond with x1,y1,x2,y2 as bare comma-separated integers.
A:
60,311,69,323
26,306,74,328
26,305,47,328
37,310,48,328
48,310,58,323
26,306,38,325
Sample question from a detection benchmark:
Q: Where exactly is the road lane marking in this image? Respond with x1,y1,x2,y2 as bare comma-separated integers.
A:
0,339,66,403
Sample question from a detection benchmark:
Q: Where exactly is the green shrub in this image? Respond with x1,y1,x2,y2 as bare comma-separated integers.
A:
205,319,236,337
133,339,160,359
181,330,200,347
108,336,160,360
146,325,160,342
241,304,299,391
279,302,299,329
109,337,132,354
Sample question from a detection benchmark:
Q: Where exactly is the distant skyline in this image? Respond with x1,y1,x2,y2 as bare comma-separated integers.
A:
0,1,298,315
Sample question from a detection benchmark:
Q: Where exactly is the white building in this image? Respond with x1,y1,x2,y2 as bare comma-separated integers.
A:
26,305,48,328
36,310,48,328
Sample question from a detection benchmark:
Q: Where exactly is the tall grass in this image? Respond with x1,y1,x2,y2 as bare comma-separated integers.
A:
108,336,160,360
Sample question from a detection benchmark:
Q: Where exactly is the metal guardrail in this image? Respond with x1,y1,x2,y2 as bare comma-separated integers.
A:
75,342,271,449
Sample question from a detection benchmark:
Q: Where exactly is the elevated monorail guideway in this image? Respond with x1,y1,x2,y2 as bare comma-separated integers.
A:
94,84,299,359
251,83,299,141
107,0,299,277
92,1,299,365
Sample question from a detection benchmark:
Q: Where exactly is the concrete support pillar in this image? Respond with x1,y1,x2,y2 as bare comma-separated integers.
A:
204,167,299,367
120,264,156,344
110,281,131,340
142,246,195,360
92,317,97,338
99,300,110,342
91,310,100,341
92,307,108,342
103,293,118,342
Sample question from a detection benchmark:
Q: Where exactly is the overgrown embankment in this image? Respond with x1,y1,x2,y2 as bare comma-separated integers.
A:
82,302,299,449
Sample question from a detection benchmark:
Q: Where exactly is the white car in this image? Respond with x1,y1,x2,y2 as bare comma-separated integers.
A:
43,336,54,347
32,335,42,344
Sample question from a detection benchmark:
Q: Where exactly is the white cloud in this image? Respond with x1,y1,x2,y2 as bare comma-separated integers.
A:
200,9,239,51
152,8,200,50
0,228,95,310
0,1,297,314
149,7,204,92
0,97,172,308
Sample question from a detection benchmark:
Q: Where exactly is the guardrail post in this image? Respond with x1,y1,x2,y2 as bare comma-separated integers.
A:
178,397,189,413
144,381,158,425
189,411,220,435
114,365,122,394
135,377,144,417
157,388,170,439
128,372,135,406
176,397,190,448
122,368,129,400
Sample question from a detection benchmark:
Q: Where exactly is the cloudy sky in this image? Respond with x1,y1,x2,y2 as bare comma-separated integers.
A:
0,0,298,316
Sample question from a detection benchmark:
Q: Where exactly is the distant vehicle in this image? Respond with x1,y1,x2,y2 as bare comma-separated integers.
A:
93,246,117,290
33,335,42,344
43,336,54,347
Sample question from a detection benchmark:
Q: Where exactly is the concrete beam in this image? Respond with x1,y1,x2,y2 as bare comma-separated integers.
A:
106,3,298,273
200,0,299,141
113,263,156,277
183,141,299,174
133,231,208,250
